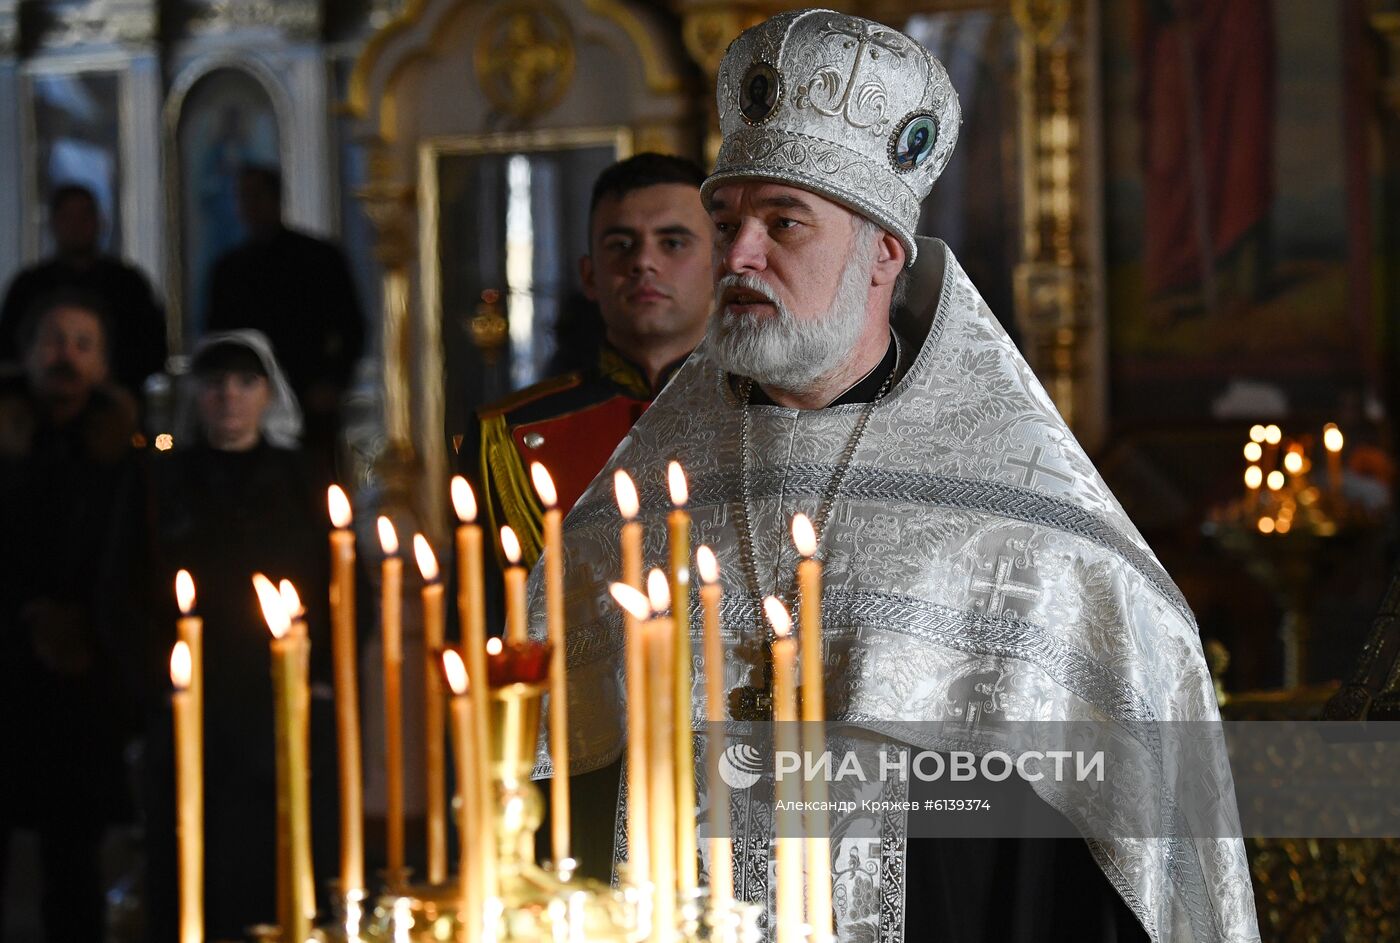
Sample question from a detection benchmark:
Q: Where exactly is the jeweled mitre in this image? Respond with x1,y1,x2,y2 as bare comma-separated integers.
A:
701,8,961,264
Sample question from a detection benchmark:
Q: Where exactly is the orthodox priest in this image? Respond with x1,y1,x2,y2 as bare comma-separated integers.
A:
537,10,1259,943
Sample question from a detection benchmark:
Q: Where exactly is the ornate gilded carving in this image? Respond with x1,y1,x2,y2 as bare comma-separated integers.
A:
186,0,321,40
1012,0,1071,48
475,0,576,121
36,0,156,48
1012,0,1096,437
680,3,765,162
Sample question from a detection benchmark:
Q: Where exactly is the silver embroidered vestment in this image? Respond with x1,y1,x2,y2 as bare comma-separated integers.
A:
531,238,1260,943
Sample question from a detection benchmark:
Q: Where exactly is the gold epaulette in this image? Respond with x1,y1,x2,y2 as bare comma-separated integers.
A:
477,372,583,421
479,413,544,569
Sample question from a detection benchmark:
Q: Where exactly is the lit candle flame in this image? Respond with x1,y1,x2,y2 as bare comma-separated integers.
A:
1258,517,1276,535
791,513,817,558
501,526,522,565
328,485,352,528
442,649,468,696
1324,424,1344,453
170,640,192,690
696,546,719,585
530,463,558,508
414,534,439,582
614,470,639,520
1244,466,1263,490
253,573,290,639
1249,425,1267,444
1243,442,1262,463
175,569,196,615
486,637,503,656
667,461,688,507
763,596,792,638
451,476,478,523
1266,470,1285,491
279,579,303,618
377,516,399,555
1283,450,1304,475
609,582,651,620
646,568,671,613
1264,424,1282,445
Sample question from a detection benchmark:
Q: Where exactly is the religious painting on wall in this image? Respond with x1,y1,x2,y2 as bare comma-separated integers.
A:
1102,0,1378,427
175,67,280,343
27,70,125,257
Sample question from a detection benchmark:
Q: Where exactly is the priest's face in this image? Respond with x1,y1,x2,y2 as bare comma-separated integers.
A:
706,181,878,391
581,183,714,357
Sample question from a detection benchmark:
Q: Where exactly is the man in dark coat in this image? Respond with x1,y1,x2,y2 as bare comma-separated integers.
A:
205,165,366,472
0,289,138,942
0,185,167,400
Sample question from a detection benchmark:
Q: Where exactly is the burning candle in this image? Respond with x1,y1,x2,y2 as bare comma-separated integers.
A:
791,515,832,940
765,597,803,943
613,469,650,881
1324,423,1344,501
442,649,483,943
1262,424,1283,473
326,486,364,895
646,570,676,940
377,516,406,878
696,546,732,909
175,570,203,736
1243,442,1262,464
254,574,315,943
1244,465,1263,514
667,461,697,893
170,640,202,943
415,535,448,884
451,477,495,901
530,462,571,866
500,525,527,644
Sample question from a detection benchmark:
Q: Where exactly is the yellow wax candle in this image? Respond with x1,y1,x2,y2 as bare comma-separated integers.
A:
791,515,832,940
696,546,732,909
327,486,365,895
646,570,676,940
415,535,448,884
614,469,650,881
666,461,698,893
765,597,803,943
170,641,203,943
1324,423,1344,501
531,462,571,866
451,478,496,906
500,526,527,644
175,570,203,750
255,575,315,943
377,516,406,878
443,649,482,943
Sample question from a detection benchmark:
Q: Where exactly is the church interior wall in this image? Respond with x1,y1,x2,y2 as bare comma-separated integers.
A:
2,2,1400,936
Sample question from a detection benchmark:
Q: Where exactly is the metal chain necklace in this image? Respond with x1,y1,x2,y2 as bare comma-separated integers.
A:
726,332,900,721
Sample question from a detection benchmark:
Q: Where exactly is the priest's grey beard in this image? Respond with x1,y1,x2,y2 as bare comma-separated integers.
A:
705,235,877,393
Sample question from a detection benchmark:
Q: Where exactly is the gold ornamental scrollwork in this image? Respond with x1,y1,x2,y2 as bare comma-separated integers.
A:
1012,0,1071,49
474,0,576,122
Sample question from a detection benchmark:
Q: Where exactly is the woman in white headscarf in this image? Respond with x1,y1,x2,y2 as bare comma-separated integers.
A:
102,330,340,940
176,329,302,450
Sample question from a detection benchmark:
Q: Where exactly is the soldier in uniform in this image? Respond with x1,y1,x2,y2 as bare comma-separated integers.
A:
463,153,713,568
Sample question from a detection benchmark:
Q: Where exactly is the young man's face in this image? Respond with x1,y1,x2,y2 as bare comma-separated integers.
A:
581,183,714,355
